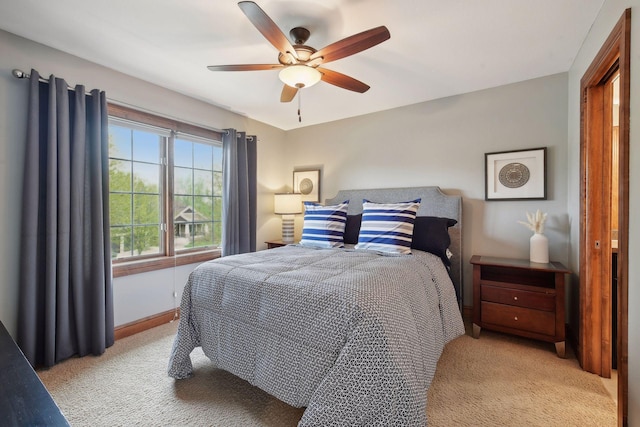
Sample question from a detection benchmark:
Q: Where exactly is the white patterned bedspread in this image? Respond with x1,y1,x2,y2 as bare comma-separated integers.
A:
168,245,464,426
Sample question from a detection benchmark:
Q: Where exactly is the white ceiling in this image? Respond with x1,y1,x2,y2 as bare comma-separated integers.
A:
0,0,604,131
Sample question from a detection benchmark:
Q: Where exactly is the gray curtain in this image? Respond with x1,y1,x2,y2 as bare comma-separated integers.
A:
221,129,257,256
18,69,114,367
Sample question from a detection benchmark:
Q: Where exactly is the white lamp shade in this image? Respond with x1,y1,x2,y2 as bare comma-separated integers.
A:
279,65,322,89
274,193,302,215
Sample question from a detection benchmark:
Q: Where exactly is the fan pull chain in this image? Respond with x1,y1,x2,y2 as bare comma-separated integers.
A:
298,90,302,122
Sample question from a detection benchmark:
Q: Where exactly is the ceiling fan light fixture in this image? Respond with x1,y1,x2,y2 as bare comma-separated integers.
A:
279,65,321,89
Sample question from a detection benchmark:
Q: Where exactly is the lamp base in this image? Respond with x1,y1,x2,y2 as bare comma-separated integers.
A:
281,215,295,244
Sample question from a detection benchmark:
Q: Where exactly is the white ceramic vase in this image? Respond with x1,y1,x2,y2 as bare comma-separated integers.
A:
530,232,549,263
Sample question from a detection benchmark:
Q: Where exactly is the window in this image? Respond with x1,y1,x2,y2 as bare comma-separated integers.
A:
108,104,224,276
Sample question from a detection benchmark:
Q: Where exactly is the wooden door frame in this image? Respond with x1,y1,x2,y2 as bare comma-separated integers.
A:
579,9,630,426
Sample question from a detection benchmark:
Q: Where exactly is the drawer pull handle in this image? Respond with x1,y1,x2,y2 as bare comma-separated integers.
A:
514,316,518,321
514,296,518,301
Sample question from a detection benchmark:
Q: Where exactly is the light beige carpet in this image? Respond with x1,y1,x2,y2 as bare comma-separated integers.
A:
37,322,616,426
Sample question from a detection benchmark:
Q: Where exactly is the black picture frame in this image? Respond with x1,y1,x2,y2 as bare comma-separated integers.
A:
485,147,547,201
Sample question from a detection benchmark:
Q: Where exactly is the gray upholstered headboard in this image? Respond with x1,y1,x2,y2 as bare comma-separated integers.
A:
326,186,463,307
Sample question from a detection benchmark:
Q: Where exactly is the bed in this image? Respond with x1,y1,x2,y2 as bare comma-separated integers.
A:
168,186,465,426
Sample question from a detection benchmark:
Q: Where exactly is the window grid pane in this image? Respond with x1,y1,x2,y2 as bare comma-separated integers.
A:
109,125,132,160
133,162,161,194
193,170,213,195
109,159,132,192
132,225,162,257
132,130,161,164
174,167,193,195
133,194,161,225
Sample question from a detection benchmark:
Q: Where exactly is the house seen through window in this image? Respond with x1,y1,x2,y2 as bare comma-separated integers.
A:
107,104,223,276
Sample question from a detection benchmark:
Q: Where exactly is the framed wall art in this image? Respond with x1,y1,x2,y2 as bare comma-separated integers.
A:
293,169,321,202
485,147,547,201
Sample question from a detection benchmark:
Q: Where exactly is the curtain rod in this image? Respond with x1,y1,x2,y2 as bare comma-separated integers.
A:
13,68,86,93
11,68,250,138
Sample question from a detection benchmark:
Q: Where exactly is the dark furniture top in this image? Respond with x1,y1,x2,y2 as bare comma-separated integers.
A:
265,239,287,249
0,320,70,426
469,255,571,274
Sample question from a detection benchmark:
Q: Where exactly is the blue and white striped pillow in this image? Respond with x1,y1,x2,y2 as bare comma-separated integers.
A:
299,201,349,248
355,198,421,254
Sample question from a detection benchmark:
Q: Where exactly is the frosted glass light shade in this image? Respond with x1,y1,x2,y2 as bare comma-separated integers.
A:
279,65,321,88
274,193,302,215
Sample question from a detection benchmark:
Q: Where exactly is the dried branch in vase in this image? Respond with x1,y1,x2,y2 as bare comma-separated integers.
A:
518,209,547,234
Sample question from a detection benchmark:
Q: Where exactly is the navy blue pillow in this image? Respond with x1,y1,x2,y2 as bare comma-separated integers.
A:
344,214,362,244
411,216,457,266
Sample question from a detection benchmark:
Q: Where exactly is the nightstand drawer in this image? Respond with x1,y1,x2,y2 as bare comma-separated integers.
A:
481,301,556,336
481,285,555,311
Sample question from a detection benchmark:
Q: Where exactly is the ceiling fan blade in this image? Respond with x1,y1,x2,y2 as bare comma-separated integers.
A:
207,64,283,71
238,1,298,59
318,68,370,93
280,84,298,102
310,26,390,64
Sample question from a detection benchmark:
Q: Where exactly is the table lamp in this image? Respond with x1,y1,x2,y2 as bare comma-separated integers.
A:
274,193,302,243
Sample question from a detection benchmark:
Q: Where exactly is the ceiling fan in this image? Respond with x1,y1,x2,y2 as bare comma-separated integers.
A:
207,1,391,103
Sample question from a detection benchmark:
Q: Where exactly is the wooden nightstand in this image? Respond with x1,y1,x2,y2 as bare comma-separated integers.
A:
265,240,287,249
470,255,571,358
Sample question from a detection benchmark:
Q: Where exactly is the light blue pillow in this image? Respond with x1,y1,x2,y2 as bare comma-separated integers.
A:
299,201,349,248
355,198,421,254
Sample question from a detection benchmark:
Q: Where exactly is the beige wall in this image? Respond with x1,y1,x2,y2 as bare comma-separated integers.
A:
284,73,569,307
567,1,640,423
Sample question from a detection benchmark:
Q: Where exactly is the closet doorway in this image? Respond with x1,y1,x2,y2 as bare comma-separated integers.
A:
579,9,629,426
